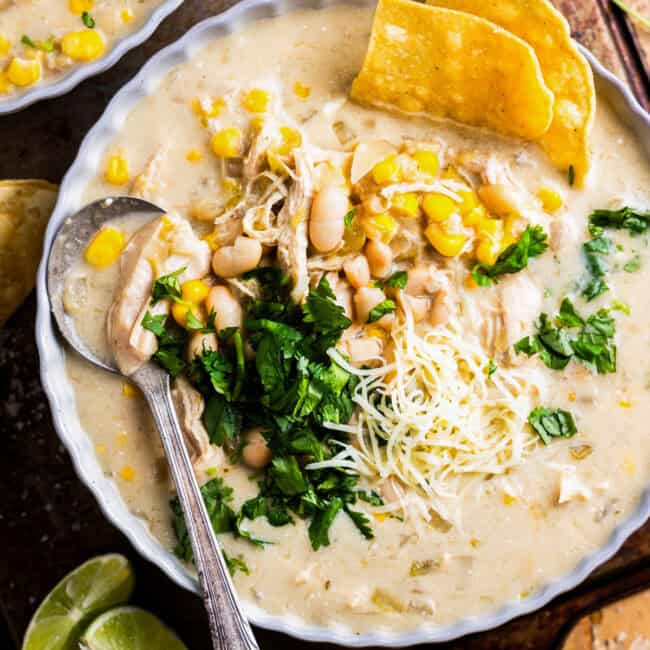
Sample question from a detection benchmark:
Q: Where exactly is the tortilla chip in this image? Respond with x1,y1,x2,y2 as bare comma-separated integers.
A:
350,0,554,141
0,180,58,327
427,0,596,186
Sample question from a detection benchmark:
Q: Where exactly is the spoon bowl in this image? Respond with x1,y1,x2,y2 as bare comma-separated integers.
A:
47,196,164,373
46,197,259,650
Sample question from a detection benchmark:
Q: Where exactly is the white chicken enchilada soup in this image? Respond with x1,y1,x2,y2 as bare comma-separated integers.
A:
60,0,650,634
0,0,169,97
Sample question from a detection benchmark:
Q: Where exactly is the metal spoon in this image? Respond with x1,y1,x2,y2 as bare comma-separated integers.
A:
47,196,259,650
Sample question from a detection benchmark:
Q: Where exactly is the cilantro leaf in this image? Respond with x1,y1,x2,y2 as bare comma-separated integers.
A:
589,206,650,235
344,209,355,229
367,299,396,323
309,497,343,550
471,225,548,286
568,165,575,186
203,395,241,446
141,311,187,376
170,477,235,562
358,490,384,506
82,11,96,28
376,270,408,290
269,456,308,496
151,268,185,304
345,507,374,540
528,407,577,445
624,256,641,273
303,276,352,335
223,552,250,577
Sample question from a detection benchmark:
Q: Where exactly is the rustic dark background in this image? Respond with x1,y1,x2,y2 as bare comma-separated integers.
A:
2,1,650,648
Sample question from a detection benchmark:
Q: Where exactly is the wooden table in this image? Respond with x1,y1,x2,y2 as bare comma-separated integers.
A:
2,1,650,648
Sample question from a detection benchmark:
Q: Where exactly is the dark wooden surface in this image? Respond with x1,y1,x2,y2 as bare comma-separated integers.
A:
2,1,650,648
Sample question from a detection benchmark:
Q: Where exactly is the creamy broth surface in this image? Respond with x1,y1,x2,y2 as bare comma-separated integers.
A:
65,5,650,633
0,0,166,97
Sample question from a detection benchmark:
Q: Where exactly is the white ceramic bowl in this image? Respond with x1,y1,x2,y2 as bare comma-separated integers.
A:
35,0,650,645
0,0,183,114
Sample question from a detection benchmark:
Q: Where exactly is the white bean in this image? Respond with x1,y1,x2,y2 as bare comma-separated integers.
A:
365,240,393,279
477,183,519,216
241,427,272,469
353,287,385,324
343,255,370,289
186,332,218,361
205,286,243,331
212,236,262,278
309,185,349,253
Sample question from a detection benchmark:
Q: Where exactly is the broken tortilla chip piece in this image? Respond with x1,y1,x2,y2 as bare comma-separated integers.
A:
350,0,555,141
0,179,58,327
427,0,596,186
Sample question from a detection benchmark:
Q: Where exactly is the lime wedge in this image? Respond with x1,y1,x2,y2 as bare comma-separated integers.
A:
22,554,134,650
80,606,187,650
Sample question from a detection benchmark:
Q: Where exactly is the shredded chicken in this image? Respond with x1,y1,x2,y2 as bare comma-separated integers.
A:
277,147,313,303
131,148,167,204
172,376,224,477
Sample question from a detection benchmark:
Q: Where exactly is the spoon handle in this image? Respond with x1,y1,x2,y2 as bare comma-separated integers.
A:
134,364,259,650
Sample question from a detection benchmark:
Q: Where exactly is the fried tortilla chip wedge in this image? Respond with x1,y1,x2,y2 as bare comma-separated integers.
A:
350,0,555,142
428,0,596,186
0,180,58,327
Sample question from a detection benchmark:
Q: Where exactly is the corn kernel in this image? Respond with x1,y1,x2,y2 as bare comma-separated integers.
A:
96,443,106,454
266,150,285,173
181,279,209,304
119,465,136,482
68,0,93,13
463,205,486,227
6,57,41,87
475,237,502,266
425,224,466,257
84,227,126,268
366,324,389,341
362,213,398,243
276,126,302,155
122,382,137,398
623,456,636,475
537,187,563,213
568,391,576,402
171,302,203,329
120,8,134,23
116,432,128,447
0,71,10,95
185,148,203,163
293,81,310,99
241,87,270,113
372,156,401,185
413,150,439,178
211,128,242,158
61,29,105,61
619,399,631,408
202,230,220,251
476,216,503,239
204,97,225,118
104,154,129,185
441,166,463,182
502,493,516,505
457,189,479,215
0,34,11,57
422,193,457,223
391,192,419,218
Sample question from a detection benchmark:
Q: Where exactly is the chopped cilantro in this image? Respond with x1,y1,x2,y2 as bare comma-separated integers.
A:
568,165,575,186
471,225,548,287
580,235,611,301
21,35,37,48
589,206,650,235
528,407,577,445
367,299,396,323
358,490,384,506
82,11,96,28
223,552,250,577
514,298,618,374
624,256,641,273
151,267,185,304
141,311,186,377
487,359,497,377
344,209,355,229
375,270,408,290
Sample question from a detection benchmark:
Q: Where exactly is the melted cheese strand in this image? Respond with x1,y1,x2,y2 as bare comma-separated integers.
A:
323,307,548,525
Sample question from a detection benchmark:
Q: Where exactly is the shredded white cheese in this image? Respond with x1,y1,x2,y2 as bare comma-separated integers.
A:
319,307,548,527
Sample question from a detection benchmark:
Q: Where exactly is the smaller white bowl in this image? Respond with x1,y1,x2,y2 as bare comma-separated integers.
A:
0,0,183,114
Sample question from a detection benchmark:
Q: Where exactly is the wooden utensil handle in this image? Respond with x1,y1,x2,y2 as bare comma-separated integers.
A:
134,364,259,650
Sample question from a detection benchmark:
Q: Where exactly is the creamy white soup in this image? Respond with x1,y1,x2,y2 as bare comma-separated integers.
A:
63,4,650,634
0,0,167,97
